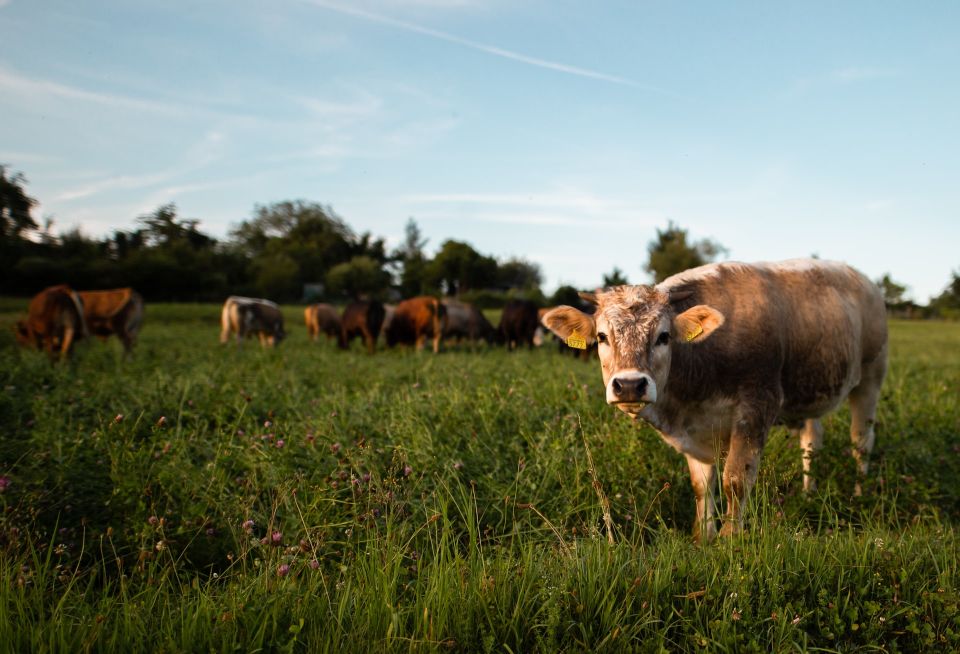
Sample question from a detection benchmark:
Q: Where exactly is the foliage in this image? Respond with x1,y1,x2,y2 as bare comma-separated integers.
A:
1,304,959,651
550,284,585,307
497,257,543,291
645,221,727,283
602,266,628,287
325,255,392,299
877,273,908,308
929,270,960,319
424,239,499,296
0,165,38,242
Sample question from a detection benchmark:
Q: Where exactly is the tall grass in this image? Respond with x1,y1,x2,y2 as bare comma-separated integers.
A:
1,303,958,652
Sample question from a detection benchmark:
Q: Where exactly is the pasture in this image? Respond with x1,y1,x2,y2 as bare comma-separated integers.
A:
1,300,958,652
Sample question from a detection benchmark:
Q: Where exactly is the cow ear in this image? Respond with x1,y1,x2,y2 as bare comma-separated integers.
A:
674,305,724,343
542,306,596,345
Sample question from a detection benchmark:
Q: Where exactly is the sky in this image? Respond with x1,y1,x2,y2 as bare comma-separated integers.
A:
1,1,958,302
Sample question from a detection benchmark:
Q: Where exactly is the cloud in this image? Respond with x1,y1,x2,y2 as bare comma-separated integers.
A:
306,0,666,91
0,0,11,8
829,66,898,83
0,65,188,115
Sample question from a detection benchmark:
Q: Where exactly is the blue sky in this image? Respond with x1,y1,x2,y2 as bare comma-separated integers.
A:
2,1,958,301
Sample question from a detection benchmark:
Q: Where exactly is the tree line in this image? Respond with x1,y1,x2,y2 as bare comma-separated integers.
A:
2,165,958,315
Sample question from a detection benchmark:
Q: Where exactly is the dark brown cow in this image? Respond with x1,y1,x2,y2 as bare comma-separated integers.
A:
77,288,144,354
341,300,386,354
305,303,341,344
543,259,888,542
385,296,447,353
220,296,286,347
442,300,494,346
15,285,86,361
496,299,540,350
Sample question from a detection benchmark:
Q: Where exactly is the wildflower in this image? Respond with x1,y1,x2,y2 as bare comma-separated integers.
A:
403,465,413,477
277,564,290,577
453,461,464,471
155,540,166,551
114,414,124,424
276,439,285,449
310,559,320,570
362,472,371,483
271,531,282,545
148,515,159,526
264,420,272,428
732,609,742,621
156,416,167,427
0,476,10,493
206,527,216,536
330,442,342,454
792,615,801,625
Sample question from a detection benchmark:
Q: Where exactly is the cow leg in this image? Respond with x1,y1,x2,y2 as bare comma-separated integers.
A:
415,335,426,351
432,333,441,354
364,329,375,355
849,349,887,496
791,419,824,492
686,455,717,544
720,405,773,537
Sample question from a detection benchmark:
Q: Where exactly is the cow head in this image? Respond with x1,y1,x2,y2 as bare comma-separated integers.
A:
14,321,31,347
542,286,724,416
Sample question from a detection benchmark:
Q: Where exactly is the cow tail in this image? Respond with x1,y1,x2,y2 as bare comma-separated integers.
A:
69,291,88,339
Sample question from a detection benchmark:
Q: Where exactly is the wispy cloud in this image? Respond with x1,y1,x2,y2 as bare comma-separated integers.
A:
0,65,188,115
306,0,665,91
0,0,11,8
830,66,898,83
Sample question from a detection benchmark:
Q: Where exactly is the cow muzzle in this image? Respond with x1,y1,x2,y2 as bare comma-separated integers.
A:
606,370,657,410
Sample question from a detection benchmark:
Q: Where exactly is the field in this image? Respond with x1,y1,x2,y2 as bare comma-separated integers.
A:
1,300,959,652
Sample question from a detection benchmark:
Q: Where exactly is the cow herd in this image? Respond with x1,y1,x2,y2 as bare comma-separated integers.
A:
223,294,560,355
13,286,573,360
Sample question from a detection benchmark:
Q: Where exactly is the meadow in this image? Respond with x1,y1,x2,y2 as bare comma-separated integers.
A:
1,300,958,653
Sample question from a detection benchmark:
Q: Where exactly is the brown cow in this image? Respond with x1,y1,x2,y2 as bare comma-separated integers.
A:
304,303,341,344
220,296,286,347
77,288,144,354
496,299,540,350
442,300,494,346
385,296,447,353
341,300,386,354
15,285,86,361
543,259,888,542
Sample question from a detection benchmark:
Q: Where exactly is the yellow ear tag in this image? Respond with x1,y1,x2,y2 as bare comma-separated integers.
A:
685,323,703,342
566,329,587,350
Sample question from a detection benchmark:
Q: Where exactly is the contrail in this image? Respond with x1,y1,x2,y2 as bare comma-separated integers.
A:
307,0,667,92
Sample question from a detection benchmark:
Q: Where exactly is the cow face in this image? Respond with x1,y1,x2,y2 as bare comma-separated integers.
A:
542,287,724,416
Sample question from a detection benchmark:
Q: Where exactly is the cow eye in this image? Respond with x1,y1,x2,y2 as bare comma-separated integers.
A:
597,332,608,344
655,331,670,346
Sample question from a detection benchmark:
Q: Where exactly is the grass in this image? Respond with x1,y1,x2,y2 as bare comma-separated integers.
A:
1,300,958,652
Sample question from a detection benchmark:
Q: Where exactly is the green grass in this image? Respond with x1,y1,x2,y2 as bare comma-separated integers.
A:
1,301,959,652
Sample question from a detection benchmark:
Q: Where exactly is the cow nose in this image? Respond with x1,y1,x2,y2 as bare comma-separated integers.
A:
611,375,648,402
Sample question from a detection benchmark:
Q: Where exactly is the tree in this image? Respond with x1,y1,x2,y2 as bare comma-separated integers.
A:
876,274,908,308
929,270,960,318
497,257,542,291
645,221,727,283
425,240,498,296
602,267,628,287
0,165,38,243
326,256,391,299
550,284,585,307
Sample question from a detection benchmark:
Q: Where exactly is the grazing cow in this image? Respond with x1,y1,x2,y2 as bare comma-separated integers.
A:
442,300,494,346
220,296,286,347
304,303,342,344
496,299,540,350
15,285,86,361
543,259,888,542
386,296,447,353
341,300,386,354
77,288,144,354
379,304,396,339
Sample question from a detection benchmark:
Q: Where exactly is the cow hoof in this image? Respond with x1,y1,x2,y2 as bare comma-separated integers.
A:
719,523,742,538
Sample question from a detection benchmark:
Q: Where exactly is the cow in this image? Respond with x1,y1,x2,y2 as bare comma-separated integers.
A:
15,285,86,361
77,288,144,354
304,303,342,344
379,304,396,339
341,300,386,354
542,259,888,543
220,296,286,347
385,296,447,353
496,299,540,350
442,300,494,346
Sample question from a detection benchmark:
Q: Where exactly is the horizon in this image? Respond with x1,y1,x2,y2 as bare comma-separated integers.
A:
2,1,958,301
